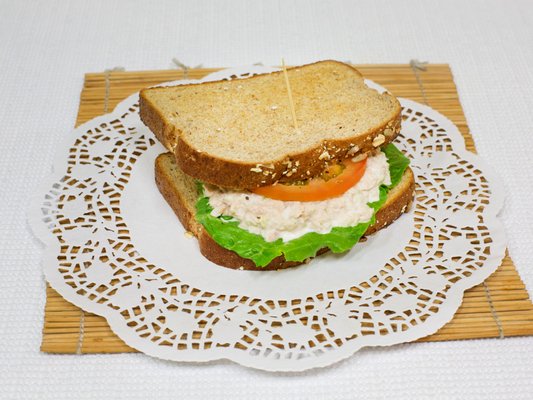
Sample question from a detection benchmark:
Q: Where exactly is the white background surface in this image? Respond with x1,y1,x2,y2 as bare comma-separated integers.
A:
1,0,533,398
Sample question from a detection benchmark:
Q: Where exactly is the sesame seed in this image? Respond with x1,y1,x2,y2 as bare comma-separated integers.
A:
282,160,292,167
318,150,330,160
372,134,386,147
347,145,360,156
351,153,368,163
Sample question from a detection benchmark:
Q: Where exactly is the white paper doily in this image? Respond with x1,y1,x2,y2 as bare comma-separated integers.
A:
29,66,507,371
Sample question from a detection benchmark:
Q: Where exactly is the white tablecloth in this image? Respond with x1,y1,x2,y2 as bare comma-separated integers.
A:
1,0,532,398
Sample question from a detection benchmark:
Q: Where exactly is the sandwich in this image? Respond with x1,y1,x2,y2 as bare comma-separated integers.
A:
139,60,415,270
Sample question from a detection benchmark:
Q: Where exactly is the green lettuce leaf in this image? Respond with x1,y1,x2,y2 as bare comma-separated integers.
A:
195,143,410,267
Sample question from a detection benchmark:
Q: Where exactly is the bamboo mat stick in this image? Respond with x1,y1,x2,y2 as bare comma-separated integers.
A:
41,64,533,355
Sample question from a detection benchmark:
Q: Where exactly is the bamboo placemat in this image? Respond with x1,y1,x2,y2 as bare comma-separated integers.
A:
41,64,533,354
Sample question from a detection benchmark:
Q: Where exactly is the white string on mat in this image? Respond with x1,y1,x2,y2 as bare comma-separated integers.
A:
75,309,85,354
409,59,429,106
103,67,125,113
172,58,203,79
483,281,505,338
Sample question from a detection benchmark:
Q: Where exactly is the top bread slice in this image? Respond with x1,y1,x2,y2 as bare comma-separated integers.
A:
140,60,402,190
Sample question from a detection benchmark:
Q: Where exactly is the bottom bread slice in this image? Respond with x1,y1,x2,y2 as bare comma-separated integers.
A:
155,152,415,271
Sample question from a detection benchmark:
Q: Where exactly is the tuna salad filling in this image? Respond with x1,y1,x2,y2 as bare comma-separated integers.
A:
204,152,391,242
195,143,410,267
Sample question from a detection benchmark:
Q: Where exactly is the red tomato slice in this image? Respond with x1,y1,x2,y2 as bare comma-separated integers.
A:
254,158,367,202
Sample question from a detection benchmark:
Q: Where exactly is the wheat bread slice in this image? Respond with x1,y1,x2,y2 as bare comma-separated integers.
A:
142,60,402,190
155,152,415,271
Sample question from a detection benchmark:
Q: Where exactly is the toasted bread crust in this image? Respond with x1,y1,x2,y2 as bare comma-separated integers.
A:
139,92,177,152
142,60,402,190
154,157,198,235
155,153,415,271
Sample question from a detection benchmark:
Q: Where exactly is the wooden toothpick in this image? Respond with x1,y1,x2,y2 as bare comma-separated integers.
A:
281,58,300,133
